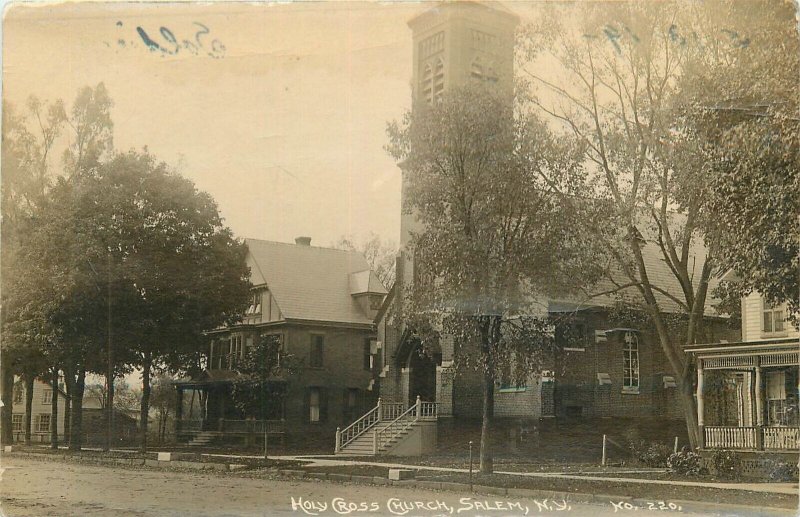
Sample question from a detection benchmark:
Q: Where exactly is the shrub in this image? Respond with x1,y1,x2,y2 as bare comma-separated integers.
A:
628,439,672,468
712,450,742,480
768,461,799,482
667,450,702,476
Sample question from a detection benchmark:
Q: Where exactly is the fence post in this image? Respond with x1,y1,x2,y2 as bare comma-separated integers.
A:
377,397,382,421
601,434,607,466
335,427,341,453
415,395,421,421
673,436,679,454
469,440,474,491
373,430,378,455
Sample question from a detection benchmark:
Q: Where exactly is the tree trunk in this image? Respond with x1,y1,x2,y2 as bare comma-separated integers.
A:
104,370,114,451
139,356,152,453
479,363,495,474
0,361,14,446
50,368,59,449
478,316,498,475
63,367,73,446
69,368,86,451
24,374,35,445
680,371,701,448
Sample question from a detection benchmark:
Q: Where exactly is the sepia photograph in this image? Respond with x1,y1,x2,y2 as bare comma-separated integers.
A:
1,1,798,515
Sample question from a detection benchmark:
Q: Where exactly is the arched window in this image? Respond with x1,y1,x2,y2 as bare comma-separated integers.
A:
622,331,639,392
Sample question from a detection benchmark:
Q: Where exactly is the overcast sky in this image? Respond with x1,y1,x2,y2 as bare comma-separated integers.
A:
4,1,455,247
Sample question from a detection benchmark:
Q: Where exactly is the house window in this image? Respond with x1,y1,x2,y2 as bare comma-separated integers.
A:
344,388,360,422
767,369,798,426
622,331,640,393
12,414,23,432
42,389,53,404
310,335,324,368
363,339,373,371
246,291,262,315
36,414,51,433
307,387,327,423
762,299,786,334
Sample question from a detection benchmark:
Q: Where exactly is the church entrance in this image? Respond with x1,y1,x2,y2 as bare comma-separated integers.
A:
408,343,440,405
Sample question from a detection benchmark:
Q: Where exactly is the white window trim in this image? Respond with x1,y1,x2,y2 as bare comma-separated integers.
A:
622,331,640,394
761,297,788,338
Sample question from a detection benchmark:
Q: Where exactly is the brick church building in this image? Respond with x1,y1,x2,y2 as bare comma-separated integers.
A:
374,1,738,430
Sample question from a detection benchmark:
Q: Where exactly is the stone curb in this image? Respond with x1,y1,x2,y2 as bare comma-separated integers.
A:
6,450,795,515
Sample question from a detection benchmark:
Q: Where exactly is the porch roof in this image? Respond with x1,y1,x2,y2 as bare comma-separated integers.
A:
684,337,799,369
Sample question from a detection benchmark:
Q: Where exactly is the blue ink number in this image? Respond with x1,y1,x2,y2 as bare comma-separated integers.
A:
133,22,225,58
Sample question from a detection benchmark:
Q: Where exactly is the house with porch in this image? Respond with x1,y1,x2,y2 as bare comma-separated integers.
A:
174,237,387,447
685,284,799,471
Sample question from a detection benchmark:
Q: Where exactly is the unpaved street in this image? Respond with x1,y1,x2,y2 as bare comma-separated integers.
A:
0,456,772,517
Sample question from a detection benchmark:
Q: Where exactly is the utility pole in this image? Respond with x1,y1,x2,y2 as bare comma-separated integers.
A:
105,251,114,452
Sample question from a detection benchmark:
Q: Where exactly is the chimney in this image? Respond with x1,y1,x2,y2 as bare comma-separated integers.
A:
294,236,312,246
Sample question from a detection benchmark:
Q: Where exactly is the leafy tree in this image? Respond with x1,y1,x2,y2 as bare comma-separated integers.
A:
386,84,598,473
1,84,114,447
69,150,251,452
517,0,796,446
149,374,177,444
231,334,298,456
6,149,250,451
334,233,397,288
678,1,799,317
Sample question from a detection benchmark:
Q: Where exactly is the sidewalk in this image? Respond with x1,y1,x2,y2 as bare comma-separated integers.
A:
204,452,799,496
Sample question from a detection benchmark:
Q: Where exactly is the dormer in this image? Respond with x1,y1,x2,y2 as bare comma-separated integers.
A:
349,270,388,320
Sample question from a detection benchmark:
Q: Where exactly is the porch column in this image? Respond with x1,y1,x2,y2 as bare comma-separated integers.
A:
697,360,705,448
755,361,764,450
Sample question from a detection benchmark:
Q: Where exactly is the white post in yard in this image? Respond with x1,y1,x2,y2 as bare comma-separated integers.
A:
674,436,679,454
601,434,607,466
335,427,341,453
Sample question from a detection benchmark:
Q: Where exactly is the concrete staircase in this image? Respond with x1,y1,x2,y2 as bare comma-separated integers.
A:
187,431,216,447
335,396,437,456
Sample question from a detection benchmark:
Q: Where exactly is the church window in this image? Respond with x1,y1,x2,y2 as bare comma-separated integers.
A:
622,331,639,393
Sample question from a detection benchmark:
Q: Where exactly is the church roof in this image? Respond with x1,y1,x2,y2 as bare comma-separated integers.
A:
246,238,384,325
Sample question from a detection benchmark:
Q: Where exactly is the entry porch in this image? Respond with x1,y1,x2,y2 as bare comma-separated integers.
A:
173,370,286,444
686,338,799,451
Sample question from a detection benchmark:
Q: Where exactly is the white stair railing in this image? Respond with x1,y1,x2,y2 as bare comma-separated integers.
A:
336,398,383,452
374,396,438,453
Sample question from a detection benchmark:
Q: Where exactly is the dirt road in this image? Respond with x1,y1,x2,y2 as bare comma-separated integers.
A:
0,456,774,517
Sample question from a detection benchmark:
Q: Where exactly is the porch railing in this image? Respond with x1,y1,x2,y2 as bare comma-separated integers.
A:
704,426,800,450
219,419,285,434
704,426,758,449
764,427,800,450
176,419,284,434
382,402,407,420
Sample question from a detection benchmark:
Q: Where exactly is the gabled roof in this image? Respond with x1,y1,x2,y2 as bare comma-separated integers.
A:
551,240,719,315
349,270,389,296
246,238,385,325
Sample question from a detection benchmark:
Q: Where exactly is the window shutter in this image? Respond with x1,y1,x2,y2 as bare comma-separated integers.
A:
320,388,329,423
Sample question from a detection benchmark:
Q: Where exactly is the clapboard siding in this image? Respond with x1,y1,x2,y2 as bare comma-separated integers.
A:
742,292,798,342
